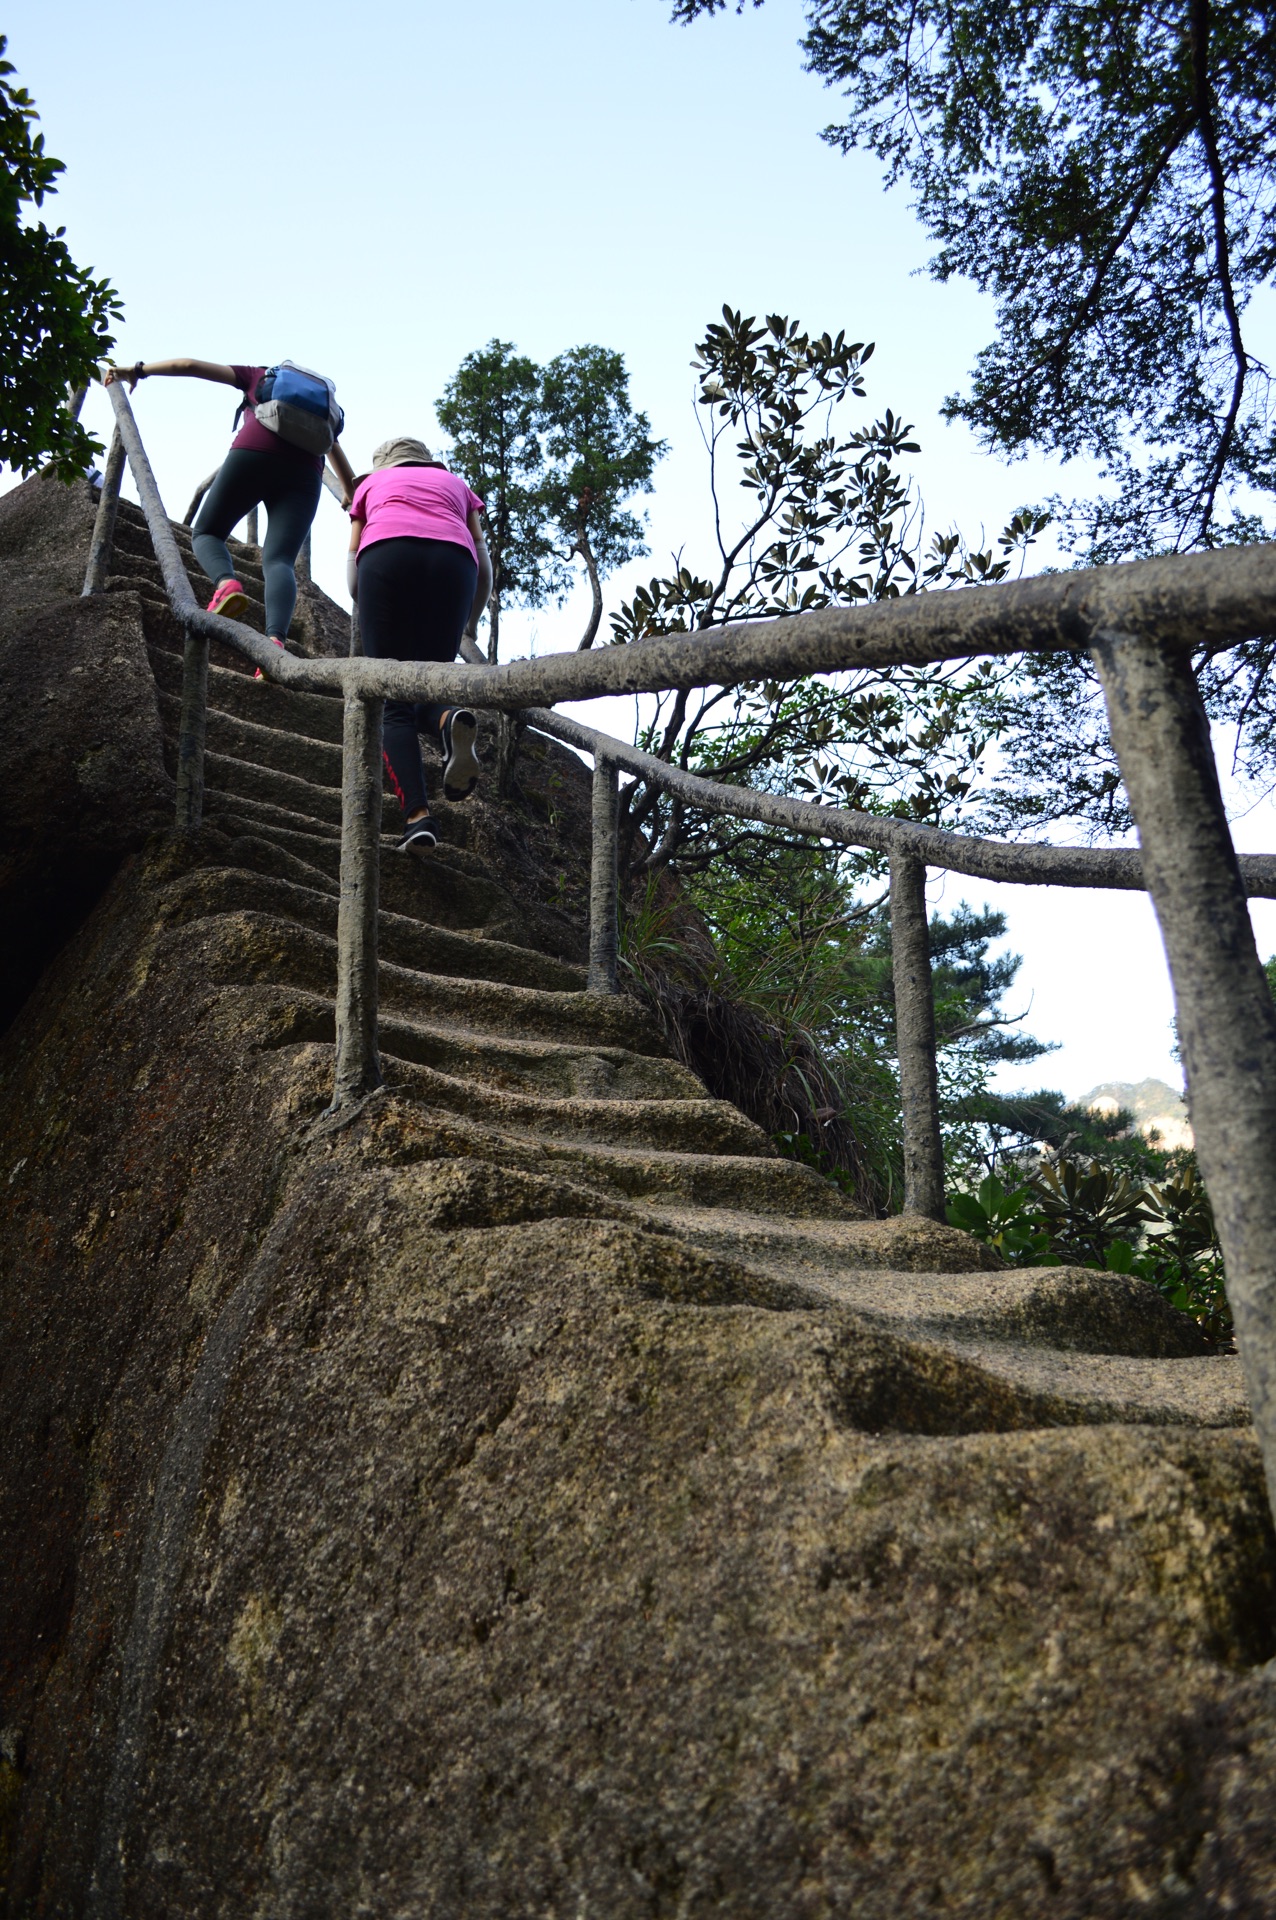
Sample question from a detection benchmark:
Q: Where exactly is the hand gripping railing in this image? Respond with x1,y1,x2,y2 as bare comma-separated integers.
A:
93,377,1276,1532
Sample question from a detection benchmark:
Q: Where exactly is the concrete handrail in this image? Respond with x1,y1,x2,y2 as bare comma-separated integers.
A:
518,696,1276,899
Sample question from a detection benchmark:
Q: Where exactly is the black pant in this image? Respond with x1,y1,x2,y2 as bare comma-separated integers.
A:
192,448,323,639
357,536,478,816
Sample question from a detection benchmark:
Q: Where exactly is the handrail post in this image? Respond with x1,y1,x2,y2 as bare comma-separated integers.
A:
890,850,946,1220
330,691,384,1108
246,505,259,547
588,755,619,995
82,426,126,596
175,619,209,832
1093,628,1276,1520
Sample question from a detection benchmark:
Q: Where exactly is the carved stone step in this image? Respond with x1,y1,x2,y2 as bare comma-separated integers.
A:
190,911,662,1052
157,865,585,991
149,645,344,744
202,795,564,940
159,691,344,789
250,989,752,1149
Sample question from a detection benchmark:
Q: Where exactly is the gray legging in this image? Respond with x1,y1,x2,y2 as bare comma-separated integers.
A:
192,448,323,638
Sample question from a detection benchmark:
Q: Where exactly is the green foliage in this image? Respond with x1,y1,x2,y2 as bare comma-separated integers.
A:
539,345,665,646
435,342,551,661
614,307,1041,642
672,4,1275,560
618,867,900,1212
1031,1157,1154,1268
677,842,1048,1209
1139,1160,1231,1342
435,339,662,658
948,1152,1232,1343
0,38,121,479
946,1175,1055,1266
927,903,1046,1072
614,306,1044,883
668,8,1276,831
950,1084,1170,1182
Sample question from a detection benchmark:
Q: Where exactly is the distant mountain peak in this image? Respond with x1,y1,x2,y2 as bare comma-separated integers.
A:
1078,1078,1191,1150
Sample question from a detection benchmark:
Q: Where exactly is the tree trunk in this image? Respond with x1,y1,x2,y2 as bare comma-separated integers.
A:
495,712,525,802
576,527,604,650
1092,628,1276,1520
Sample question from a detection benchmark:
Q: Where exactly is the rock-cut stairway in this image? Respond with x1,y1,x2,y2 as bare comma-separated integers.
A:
104,499,1250,1435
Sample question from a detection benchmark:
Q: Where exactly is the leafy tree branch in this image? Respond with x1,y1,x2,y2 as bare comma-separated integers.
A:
0,38,122,480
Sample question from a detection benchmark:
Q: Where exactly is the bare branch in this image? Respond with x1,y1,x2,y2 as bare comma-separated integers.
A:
1189,0,1250,542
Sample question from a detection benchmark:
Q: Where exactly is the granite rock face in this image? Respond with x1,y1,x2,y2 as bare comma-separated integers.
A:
0,466,377,1027
2,474,1275,1918
0,468,97,633
0,850,1273,1919
0,589,171,1022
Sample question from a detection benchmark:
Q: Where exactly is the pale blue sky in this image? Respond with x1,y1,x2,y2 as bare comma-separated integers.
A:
9,0,1276,1099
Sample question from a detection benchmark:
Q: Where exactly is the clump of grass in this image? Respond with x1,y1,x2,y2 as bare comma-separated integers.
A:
619,874,897,1215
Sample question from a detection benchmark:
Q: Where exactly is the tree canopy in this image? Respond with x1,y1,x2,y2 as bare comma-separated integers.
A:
0,38,121,480
435,342,549,663
539,346,663,650
669,2,1276,828
611,306,1044,882
669,2,1276,563
435,340,663,659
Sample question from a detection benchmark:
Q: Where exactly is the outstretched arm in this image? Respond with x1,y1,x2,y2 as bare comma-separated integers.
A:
328,440,356,508
346,517,365,601
104,358,240,391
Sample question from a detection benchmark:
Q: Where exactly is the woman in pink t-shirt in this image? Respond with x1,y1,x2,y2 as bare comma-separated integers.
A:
348,437,492,854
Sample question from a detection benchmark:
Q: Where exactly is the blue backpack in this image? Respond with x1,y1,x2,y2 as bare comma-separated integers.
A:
247,362,344,455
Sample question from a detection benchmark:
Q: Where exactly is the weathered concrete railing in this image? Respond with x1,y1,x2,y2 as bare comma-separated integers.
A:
96,377,1276,1529
97,383,1276,707
82,427,126,597
588,757,620,996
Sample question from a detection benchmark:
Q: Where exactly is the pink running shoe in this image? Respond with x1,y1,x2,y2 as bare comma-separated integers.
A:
254,636,287,683
208,578,249,620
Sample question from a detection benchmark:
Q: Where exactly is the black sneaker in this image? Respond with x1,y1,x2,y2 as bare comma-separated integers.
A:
395,815,438,855
441,708,480,802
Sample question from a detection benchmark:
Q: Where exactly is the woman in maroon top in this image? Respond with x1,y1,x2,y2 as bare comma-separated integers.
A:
105,358,355,655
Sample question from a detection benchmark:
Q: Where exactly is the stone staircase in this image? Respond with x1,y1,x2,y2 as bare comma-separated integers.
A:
104,499,1250,1433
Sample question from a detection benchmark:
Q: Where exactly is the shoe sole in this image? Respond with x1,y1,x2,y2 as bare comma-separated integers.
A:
443,714,480,802
209,589,249,620
396,830,438,856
